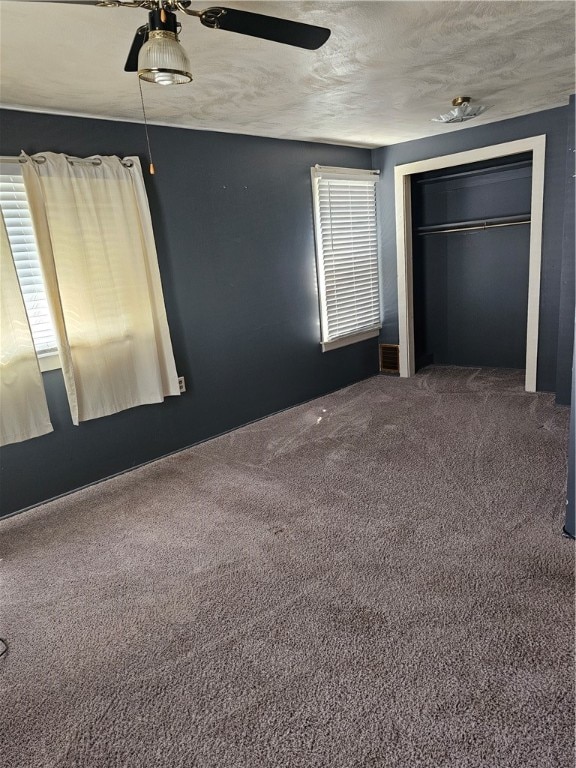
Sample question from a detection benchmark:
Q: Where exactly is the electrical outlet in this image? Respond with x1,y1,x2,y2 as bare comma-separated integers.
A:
178,376,186,393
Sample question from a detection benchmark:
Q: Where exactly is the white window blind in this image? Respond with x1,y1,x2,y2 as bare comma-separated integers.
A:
0,162,58,356
311,166,381,351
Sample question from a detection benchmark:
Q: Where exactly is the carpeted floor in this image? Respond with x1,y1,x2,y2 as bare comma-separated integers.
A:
0,366,573,768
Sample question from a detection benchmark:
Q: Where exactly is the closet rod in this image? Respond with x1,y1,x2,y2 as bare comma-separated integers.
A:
418,221,531,235
417,214,531,236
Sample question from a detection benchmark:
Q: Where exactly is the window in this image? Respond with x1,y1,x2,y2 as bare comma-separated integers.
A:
0,161,59,371
1,150,179,440
311,165,381,351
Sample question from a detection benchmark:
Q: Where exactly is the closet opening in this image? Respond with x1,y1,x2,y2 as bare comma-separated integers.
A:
411,152,532,372
393,135,546,392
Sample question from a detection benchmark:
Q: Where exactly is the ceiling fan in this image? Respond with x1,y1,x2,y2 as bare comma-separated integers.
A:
13,1,331,85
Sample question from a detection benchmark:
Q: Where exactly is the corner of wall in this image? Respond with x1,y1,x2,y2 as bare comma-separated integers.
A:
555,94,575,405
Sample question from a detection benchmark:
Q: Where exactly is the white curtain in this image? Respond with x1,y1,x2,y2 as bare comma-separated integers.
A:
22,153,180,425
0,211,53,446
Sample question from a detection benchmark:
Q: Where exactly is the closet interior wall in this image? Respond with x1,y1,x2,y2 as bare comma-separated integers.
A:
411,154,533,371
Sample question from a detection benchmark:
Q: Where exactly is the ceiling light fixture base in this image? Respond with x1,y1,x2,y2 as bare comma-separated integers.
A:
432,96,488,124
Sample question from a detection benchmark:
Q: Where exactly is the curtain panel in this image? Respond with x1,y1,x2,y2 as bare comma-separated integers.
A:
22,153,180,425
0,211,53,446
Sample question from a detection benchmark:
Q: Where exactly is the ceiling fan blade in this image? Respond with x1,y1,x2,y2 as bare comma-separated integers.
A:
124,25,148,72
1,0,160,4
199,7,331,50
1,1,110,4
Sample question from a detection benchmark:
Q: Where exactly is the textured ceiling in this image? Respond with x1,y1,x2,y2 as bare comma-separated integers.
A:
0,1,574,147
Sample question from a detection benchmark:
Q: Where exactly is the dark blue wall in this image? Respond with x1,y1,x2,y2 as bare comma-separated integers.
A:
371,104,573,399
412,160,532,370
0,109,375,517
2,103,573,517
565,313,575,538
556,95,575,404
562,95,575,537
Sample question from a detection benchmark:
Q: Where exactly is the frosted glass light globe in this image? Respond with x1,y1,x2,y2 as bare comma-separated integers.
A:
138,31,192,85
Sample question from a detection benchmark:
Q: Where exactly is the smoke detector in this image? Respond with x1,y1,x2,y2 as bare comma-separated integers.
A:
432,96,488,123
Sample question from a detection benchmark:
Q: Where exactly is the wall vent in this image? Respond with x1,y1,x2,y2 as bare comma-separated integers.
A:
379,344,400,374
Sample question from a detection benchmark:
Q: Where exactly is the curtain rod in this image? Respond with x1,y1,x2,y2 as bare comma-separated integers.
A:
313,164,380,175
0,155,134,168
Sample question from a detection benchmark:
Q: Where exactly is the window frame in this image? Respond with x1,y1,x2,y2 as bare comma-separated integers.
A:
310,164,382,352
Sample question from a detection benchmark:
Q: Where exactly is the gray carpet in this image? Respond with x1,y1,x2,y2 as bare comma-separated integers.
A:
0,366,573,768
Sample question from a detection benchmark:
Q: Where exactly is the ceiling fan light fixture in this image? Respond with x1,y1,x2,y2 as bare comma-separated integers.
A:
431,96,488,123
138,29,192,85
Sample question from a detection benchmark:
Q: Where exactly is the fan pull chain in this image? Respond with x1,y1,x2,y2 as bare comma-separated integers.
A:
138,78,155,175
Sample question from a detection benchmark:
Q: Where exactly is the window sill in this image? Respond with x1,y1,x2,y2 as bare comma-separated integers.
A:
38,352,61,372
321,328,380,352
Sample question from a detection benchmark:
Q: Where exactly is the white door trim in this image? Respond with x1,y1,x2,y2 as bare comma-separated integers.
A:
394,135,546,392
